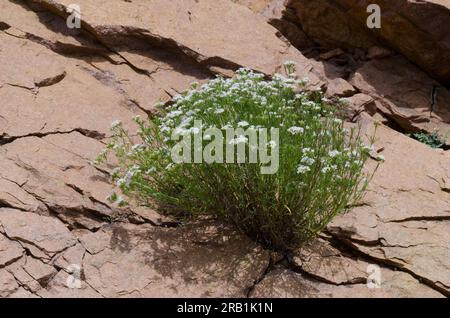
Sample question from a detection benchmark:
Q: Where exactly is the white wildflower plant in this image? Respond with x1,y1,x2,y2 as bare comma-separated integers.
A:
95,64,375,250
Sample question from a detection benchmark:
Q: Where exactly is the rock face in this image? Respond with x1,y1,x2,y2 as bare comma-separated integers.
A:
284,0,450,86
0,0,449,298
269,0,450,142
349,56,450,142
30,0,322,85
327,116,450,295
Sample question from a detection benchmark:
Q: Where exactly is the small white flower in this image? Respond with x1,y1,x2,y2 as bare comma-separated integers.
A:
328,150,340,158
301,157,315,165
167,110,183,118
116,178,126,187
111,120,122,129
296,165,311,174
174,127,189,136
116,195,125,205
145,167,157,174
214,108,225,114
287,126,304,135
321,166,331,173
160,125,171,133
131,144,144,152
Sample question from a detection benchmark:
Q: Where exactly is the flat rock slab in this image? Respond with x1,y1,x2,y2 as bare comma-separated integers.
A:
31,0,322,86
0,209,77,260
251,268,443,298
42,220,269,298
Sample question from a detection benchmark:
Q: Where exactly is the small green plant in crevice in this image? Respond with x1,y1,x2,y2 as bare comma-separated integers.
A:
95,62,375,251
407,131,447,149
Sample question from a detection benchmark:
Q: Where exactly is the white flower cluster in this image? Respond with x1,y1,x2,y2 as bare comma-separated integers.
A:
287,126,304,135
154,67,309,142
116,164,140,188
296,145,365,177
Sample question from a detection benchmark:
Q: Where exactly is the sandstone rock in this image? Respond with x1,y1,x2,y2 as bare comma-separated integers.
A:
237,0,316,50
327,119,450,295
340,93,377,120
325,78,356,97
0,33,147,140
79,221,269,297
38,270,103,298
53,243,86,271
0,33,67,91
7,287,39,298
0,233,24,267
349,56,450,142
0,269,19,297
0,178,46,213
284,0,376,50
0,0,110,56
0,209,77,260
284,0,450,86
22,256,58,286
6,258,43,293
366,46,392,60
30,0,322,86
233,0,274,13
251,268,444,298
0,132,170,229
291,238,367,285
319,48,345,61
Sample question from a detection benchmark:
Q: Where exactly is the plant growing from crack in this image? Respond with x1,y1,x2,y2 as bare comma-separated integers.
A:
407,131,448,149
95,62,374,251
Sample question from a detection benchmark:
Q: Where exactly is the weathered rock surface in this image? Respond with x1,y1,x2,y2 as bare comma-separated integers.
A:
236,0,315,50
0,233,24,267
326,117,450,295
284,0,450,86
251,268,443,298
0,209,77,260
79,220,269,297
252,221,446,298
270,1,450,140
0,0,449,298
349,56,450,142
30,0,322,86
